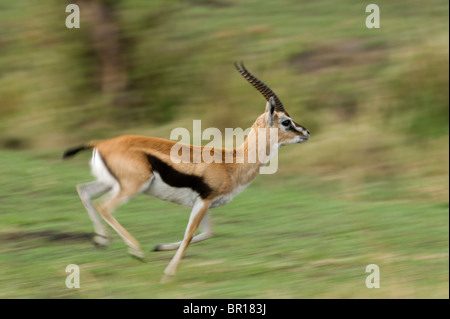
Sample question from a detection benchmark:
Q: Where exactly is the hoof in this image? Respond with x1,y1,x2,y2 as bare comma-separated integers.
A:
163,264,177,277
93,234,110,247
152,244,162,252
160,273,175,283
128,247,144,261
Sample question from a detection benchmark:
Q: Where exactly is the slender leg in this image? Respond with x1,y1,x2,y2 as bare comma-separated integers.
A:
163,198,211,277
95,189,144,259
153,212,213,252
77,181,111,246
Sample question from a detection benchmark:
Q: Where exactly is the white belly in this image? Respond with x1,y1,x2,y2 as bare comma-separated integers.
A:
145,173,251,209
144,172,199,207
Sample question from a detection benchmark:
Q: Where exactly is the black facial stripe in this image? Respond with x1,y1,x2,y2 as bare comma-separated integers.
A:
146,154,212,199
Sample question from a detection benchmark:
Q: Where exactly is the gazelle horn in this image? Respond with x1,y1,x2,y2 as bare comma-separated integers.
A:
234,62,286,113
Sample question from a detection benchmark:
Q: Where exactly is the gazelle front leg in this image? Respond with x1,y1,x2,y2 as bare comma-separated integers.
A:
153,212,213,252
163,198,211,277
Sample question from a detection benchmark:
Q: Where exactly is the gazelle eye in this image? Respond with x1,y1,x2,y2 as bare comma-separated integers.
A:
281,120,291,127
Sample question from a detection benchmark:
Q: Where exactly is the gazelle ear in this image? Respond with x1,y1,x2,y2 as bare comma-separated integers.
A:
266,96,275,126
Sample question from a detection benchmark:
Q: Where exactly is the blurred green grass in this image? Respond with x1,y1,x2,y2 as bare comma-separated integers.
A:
0,148,447,298
0,0,448,146
0,0,448,298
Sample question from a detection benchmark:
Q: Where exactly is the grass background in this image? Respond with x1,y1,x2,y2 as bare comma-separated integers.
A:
0,0,448,298
0,138,447,298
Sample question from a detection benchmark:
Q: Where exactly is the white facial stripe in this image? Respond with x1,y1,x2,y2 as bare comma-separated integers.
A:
298,126,308,135
292,122,304,133
291,121,308,136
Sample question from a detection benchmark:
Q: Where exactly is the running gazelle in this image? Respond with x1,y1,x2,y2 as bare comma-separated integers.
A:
63,63,310,277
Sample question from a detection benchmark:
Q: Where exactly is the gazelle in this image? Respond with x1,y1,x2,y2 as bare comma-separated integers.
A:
63,62,310,277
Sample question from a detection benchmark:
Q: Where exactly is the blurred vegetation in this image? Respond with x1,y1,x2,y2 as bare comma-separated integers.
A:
0,0,448,145
0,0,448,298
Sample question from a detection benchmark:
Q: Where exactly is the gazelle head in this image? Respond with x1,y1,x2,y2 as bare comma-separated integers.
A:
234,62,310,147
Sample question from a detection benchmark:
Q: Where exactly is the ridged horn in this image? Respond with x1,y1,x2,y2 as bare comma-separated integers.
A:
234,62,286,112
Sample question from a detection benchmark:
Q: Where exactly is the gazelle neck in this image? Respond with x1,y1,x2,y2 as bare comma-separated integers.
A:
232,118,279,185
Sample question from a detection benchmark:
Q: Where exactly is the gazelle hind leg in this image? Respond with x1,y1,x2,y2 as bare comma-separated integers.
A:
163,198,211,277
95,185,146,259
153,212,213,252
77,181,111,246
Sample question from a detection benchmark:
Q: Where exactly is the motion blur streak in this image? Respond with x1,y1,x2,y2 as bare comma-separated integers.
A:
0,0,448,298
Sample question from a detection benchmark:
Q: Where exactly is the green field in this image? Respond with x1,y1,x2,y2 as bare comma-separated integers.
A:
0,144,447,298
0,0,448,298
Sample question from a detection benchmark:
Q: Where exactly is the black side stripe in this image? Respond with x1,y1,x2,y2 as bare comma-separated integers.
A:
146,154,212,199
